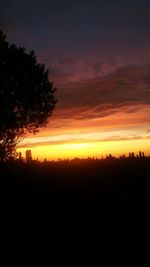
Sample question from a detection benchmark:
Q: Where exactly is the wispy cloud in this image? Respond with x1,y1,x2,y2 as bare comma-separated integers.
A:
17,134,150,149
50,64,150,124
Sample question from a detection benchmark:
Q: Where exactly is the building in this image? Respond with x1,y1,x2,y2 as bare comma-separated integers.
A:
18,152,23,161
25,150,32,162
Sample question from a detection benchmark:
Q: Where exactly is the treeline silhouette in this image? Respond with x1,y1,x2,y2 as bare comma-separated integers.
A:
0,156,150,218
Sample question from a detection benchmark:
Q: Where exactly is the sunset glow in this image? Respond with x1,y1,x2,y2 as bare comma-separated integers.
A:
17,138,150,161
17,100,150,160
17,106,150,160
2,0,150,161
1,0,150,220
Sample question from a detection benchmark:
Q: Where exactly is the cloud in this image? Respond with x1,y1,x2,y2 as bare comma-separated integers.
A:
17,134,150,149
52,64,150,123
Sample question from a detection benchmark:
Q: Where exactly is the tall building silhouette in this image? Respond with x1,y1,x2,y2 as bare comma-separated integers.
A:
18,152,22,160
18,152,23,161
26,150,32,162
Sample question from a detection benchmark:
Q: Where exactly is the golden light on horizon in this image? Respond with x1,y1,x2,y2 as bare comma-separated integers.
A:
16,106,150,161
17,138,150,161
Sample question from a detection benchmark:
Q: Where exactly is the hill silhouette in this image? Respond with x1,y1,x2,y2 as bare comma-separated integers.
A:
0,156,149,218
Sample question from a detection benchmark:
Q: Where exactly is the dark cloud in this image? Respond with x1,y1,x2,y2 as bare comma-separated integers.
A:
54,64,150,120
1,1,150,122
1,0,150,58
1,0,150,91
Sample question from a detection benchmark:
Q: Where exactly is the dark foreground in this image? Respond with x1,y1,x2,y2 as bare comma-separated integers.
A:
0,158,149,266
0,157,149,219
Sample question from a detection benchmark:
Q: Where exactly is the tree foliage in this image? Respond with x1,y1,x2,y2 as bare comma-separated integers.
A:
0,30,57,161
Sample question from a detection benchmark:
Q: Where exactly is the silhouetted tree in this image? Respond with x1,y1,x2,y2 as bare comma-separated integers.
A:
0,30,57,161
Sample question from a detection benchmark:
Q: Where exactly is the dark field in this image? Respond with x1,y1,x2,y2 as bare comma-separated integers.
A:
0,157,150,219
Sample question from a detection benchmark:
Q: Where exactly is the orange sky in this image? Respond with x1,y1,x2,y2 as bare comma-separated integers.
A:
2,0,150,161
17,104,150,160
17,64,150,160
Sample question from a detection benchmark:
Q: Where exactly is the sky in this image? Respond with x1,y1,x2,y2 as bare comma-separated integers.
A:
1,0,150,159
